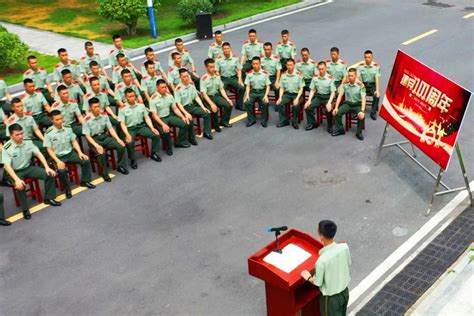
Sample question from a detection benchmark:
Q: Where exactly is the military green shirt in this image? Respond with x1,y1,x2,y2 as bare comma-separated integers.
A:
23,68,49,89
244,70,271,90
341,80,366,103
51,99,81,125
140,59,165,76
85,75,110,93
167,65,184,86
114,82,141,103
325,59,348,82
310,74,336,95
108,48,131,67
80,53,104,74
141,75,161,96
357,62,381,83
43,125,75,156
82,112,112,136
149,93,175,118
313,242,351,296
53,61,81,82
0,108,5,122
20,92,47,116
1,140,39,170
215,54,242,78
112,65,137,84
6,113,38,138
276,41,296,59
118,102,148,127
82,90,110,112
168,49,195,70
208,42,223,59
174,83,198,107
55,83,84,101
0,80,7,100
200,73,224,96
261,54,281,77
280,70,304,94
296,58,317,80
241,40,264,61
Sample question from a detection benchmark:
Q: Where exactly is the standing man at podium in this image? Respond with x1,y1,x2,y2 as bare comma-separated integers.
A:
301,220,351,316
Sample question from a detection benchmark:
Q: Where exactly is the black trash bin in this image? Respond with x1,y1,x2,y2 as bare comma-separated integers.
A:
196,11,213,39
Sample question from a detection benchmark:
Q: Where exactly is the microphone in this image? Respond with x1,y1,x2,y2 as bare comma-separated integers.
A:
267,226,288,233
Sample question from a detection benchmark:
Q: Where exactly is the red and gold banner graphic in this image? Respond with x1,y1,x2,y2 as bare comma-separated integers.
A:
380,50,471,170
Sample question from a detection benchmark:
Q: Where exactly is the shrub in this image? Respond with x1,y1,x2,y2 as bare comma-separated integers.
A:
177,0,214,24
0,27,29,71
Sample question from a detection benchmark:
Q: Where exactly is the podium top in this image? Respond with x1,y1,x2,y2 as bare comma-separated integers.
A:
248,229,323,290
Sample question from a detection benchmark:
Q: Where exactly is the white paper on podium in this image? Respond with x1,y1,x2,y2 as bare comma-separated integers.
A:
263,243,312,273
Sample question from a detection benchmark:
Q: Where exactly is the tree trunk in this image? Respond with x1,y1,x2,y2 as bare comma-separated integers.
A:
126,21,138,36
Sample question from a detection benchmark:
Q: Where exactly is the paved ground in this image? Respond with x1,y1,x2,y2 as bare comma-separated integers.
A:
0,0,473,315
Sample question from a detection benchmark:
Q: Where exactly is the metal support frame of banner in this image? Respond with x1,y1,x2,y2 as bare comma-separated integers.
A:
376,122,472,216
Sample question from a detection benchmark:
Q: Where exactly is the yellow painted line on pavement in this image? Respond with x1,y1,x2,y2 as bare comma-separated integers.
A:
229,113,248,124
402,29,438,45
463,12,474,19
6,174,116,223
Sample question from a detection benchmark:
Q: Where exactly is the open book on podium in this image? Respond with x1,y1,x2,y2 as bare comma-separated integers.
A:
248,229,323,316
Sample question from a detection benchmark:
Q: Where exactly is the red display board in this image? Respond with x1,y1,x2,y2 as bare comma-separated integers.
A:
380,50,471,170
248,229,324,316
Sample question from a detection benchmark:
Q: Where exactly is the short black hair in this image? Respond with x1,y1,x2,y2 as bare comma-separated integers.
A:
89,60,99,68
49,109,62,118
61,69,72,77
144,47,153,55
248,29,257,34
8,123,23,134
88,97,100,107
204,58,215,66
317,61,327,67
121,69,131,76
318,220,337,239
251,56,261,62
214,30,222,35
175,38,183,44
222,42,231,48
178,68,188,75
112,34,121,41
364,50,373,55
89,76,99,84
156,79,167,86
124,88,135,95
144,60,155,69
330,47,339,53
116,53,125,60
57,48,67,55
264,42,272,48
57,85,68,93
286,58,295,64
11,97,22,105
171,52,180,60
348,68,357,73
23,78,34,85
281,29,289,35
84,41,93,48
301,47,310,53
27,55,36,61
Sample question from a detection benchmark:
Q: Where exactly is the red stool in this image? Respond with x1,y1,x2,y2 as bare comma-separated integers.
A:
160,127,177,150
285,100,304,123
12,178,43,207
345,112,366,132
55,163,81,191
316,106,327,125
227,87,237,103
192,114,202,135
89,148,117,176
134,135,150,158
253,100,270,121
366,91,374,107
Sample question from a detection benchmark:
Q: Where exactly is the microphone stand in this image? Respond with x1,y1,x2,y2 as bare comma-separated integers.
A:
274,229,282,254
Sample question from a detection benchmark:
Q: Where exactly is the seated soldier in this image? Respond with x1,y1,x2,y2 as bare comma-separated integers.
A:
141,61,162,104
168,52,186,92
20,78,52,127
23,55,55,105
2,124,61,220
149,80,192,156
141,47,169,83
112,53,141,86
174,69,213,140
86,61,115,105
44,110,96,199
55,69,84,103
243,56,271,128
51,85,84,137
83,77,120,129
54,48,84,87
276,58,305,129
168,38,200,88
261,42,282,103
83,97,129,182
114,69,143,109
215,42,245,111
119,88,161,169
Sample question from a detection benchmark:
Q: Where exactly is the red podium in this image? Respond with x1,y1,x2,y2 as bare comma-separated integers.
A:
248,229,324,316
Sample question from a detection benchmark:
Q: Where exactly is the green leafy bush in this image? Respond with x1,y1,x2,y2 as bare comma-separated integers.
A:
0,26,29,71
177,0,213,24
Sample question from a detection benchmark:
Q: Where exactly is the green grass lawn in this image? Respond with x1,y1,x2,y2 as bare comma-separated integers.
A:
1,52,58,86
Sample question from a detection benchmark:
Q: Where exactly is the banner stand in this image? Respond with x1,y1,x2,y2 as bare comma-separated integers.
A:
376,122,472,216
